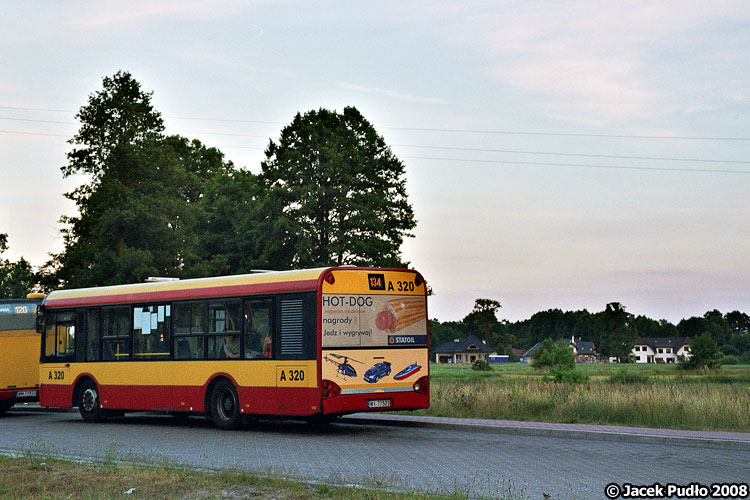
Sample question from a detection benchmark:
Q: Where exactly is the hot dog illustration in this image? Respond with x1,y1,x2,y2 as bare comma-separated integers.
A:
375,297,426,333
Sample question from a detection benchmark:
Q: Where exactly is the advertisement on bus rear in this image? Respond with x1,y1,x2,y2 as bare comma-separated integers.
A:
321,293,427,348
320,269,428,394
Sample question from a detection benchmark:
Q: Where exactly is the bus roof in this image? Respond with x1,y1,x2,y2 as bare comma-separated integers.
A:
43,268,330,309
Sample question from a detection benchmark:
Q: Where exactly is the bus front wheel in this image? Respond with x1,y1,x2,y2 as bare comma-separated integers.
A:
210,379,242,430
78,380,104,423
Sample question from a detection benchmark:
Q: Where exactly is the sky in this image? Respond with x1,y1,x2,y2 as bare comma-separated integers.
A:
1,1,749,324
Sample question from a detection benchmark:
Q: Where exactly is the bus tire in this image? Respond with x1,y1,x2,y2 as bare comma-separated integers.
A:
210,379,242,430
0,401,12,416
78,379,104,423
307,414,338,427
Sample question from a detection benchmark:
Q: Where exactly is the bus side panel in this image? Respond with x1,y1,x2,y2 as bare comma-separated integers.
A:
39,361,321,415
44,383,322,416
275,387,320,416
237,386,276,414
40,383,74,408
99,384,178,411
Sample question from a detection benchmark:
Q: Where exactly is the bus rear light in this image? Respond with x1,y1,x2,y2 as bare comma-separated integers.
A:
413,376,429,395
324,273,335,285
322,380,340,399
414,273,424,287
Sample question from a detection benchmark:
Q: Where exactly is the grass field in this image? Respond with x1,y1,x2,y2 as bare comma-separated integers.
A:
404,363,750,432
0,453,486,500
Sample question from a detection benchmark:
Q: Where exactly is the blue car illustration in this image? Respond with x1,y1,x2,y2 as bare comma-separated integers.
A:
364,362,391,383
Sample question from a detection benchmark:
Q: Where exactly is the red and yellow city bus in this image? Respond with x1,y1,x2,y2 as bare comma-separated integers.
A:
38,267,429,428
0,294,44,415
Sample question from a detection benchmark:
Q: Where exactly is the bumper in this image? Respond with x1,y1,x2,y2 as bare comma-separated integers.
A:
322,389,429,415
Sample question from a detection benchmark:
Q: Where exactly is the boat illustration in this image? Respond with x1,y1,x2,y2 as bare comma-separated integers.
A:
393,363,422,380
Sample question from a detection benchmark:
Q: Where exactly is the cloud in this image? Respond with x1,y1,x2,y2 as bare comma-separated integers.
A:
446,0,750,124
1,1,272,42
75,0,251,29
336,82,448,104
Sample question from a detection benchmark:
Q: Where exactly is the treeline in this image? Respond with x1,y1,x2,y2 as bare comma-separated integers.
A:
0,71,415,295
430,300,750,364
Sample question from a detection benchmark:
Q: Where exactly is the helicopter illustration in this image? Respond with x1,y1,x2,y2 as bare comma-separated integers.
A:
324,353,365,378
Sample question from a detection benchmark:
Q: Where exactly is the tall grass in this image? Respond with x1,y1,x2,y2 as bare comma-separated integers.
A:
418,365,750,432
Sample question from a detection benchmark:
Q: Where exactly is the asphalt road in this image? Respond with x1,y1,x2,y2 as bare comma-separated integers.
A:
1,409,748,499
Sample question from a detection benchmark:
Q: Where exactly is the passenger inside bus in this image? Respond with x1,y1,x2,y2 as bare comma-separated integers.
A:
262,332,272,358
223,334,240,359
244,300,272,359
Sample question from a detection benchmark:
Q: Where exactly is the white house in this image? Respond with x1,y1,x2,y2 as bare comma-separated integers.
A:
632,337,691,364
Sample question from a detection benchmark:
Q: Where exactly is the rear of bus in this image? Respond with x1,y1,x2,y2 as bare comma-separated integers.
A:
319,268,429,415
0,295,43,414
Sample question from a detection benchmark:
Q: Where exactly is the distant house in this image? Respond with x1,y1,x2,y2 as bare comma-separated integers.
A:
632,337,691,364
511,347,525,359
520,337,598,363
519,343,540,363
570,339,597,363
434,335,488,364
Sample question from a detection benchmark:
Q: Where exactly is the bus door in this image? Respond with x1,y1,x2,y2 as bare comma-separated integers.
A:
42,311,77,385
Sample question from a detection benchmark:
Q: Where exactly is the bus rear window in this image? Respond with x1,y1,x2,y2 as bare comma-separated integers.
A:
0,303,38,331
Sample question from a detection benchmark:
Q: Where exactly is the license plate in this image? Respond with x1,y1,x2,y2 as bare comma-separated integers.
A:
15,390,37,398
367,399,391,409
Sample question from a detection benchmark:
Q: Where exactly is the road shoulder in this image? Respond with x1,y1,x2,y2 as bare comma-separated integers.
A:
341,413,750,450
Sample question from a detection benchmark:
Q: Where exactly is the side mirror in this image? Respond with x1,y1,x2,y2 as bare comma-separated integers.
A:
36,315,46,334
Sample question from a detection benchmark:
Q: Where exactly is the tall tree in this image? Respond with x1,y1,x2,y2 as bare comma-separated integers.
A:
0,234,38,298
462,298,514,352
598,302,638,362
725,311,750,336
260,107,416,268
52,72,234,287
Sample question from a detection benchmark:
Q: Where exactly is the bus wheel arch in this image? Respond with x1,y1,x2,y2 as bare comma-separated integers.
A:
207,377,242,430
74,377,104,423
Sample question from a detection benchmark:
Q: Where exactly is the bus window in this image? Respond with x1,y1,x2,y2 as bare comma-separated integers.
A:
208,300,241,359
244,298,272,359
86,309,101,361
102,307,130,361
133,305,171,360
173,302,205,360
43,312,76,361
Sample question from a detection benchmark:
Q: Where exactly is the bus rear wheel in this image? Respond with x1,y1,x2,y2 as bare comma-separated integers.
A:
0,401,12,416
210,379,242,430
78,380,104,423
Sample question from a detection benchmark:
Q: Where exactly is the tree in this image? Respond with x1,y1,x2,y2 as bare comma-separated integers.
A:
52,72,236,287
532,338,557,368
0,234,38,298
682,332,721,370
725,311,750,336
702,310,729,346
428,319,464,352
677,316,708,339
260,107,416,268
190,168,266,276
598,302,638,362
462,298,514,353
